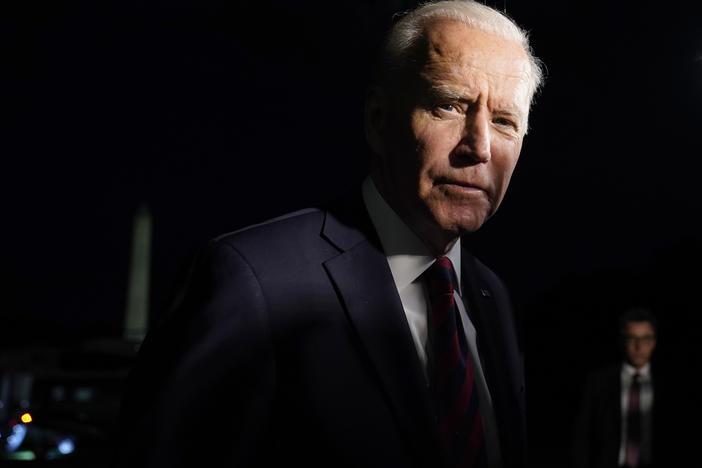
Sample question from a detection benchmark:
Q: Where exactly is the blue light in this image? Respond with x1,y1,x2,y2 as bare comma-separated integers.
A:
57,439,75,455
6,424,27,452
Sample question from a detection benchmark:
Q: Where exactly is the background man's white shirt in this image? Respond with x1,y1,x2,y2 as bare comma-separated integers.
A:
619,362,653,466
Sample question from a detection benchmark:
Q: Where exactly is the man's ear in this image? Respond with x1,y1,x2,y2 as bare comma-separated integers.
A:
364,85,388,157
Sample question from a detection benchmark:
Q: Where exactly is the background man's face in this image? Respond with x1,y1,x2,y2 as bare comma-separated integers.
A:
376,21,531,251
624,321,657,369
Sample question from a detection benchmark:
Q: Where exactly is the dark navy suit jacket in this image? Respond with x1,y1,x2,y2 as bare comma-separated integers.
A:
117,197,525,467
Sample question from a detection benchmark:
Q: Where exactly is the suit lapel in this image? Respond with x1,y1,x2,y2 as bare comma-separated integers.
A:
321,202,441,466
459,252,500,392
460,250,525,466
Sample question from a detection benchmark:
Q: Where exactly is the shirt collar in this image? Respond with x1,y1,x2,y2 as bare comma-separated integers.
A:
361,176,462,295
622,362,651,379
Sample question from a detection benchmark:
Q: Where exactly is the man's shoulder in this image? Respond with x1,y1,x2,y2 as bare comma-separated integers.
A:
194,208,334,270
584,362,621,388
214,207,325,247
211,194,372,255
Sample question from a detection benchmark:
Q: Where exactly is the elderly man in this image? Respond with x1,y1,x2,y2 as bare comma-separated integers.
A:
118,2,543,467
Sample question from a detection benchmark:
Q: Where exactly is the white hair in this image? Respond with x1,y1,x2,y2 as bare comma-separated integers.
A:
378,0,544,104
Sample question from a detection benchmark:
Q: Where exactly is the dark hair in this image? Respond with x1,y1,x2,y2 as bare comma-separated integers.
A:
618,307,657,336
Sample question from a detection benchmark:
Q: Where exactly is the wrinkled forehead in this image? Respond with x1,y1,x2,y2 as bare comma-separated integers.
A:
416,20,532,107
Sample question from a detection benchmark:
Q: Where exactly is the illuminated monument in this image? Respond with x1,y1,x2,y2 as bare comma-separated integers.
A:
123,202,151,343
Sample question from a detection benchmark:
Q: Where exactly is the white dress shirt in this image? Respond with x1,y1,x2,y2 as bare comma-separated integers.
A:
619,362,654,466
361,176,502,467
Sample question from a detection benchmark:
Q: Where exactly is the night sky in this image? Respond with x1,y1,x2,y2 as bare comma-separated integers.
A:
3,0,701,464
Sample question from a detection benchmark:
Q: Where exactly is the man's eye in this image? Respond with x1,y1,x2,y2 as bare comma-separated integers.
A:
437,103,458,112
494,117,516,128
431,103,462,118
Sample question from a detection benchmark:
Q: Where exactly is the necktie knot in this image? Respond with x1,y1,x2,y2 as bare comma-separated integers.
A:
425,256,458,298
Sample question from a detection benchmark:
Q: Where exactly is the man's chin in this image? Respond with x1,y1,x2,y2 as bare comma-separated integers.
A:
409,202,492,251
428,219,488,243
447,213,491,235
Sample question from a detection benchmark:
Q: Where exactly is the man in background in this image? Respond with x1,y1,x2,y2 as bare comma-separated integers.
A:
118,2,543,467
573,308,669,468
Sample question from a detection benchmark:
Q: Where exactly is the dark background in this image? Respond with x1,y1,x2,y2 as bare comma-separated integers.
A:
3,0,701,465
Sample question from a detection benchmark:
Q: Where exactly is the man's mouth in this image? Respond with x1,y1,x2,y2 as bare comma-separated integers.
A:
436,178,486,194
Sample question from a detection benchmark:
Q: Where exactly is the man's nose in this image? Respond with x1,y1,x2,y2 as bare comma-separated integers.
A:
458,108,491,163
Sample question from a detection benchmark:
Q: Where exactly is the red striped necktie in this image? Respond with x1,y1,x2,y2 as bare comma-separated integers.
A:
425,256,487,467
625,373,641,467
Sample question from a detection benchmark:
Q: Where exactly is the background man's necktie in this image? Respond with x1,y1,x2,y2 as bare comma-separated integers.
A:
425,256,486,467
625,373,641,467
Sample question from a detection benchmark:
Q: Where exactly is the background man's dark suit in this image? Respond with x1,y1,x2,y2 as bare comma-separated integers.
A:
118,198,525,467
572,362,689,468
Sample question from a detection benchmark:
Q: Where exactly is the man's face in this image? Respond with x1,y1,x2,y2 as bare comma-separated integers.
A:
371,21,531,253
623,321,657,369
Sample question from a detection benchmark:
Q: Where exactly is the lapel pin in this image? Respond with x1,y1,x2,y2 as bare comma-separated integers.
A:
480,288,492,298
